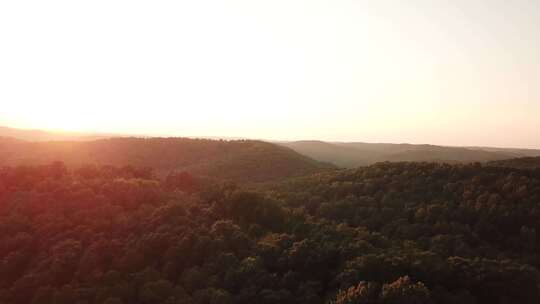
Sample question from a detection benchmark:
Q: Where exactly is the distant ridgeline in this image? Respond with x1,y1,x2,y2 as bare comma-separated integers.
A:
1,160,540,304
280,140,540,168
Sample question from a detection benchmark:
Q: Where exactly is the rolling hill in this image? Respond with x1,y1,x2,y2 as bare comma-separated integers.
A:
4,125,540,172
280,140,540,168
0,137,335,183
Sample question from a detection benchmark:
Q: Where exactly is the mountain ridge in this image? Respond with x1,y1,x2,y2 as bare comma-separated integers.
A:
0,136,335,183
280,140,540,168
3,125,540,170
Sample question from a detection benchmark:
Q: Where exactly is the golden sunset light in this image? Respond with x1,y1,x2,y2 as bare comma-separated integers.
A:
1,2,540,303
1,1,539,147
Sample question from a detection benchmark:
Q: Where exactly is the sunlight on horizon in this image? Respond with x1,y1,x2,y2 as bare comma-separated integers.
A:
1,0,539,148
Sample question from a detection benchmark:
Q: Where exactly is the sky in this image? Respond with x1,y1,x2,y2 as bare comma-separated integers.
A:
1,0,539,148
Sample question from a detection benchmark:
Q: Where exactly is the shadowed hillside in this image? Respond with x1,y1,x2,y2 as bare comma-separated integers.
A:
0,137,334,183
281,141,540,168
275,141,381,167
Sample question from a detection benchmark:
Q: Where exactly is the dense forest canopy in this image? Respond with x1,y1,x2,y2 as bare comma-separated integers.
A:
487,157,540,170
1,159,540,304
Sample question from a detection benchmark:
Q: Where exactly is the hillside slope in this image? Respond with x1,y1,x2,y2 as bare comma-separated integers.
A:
276,140,380,167
281,141,540,168
0,137,334,183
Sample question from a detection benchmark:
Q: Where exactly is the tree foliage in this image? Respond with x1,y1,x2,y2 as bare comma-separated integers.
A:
1,162,540,303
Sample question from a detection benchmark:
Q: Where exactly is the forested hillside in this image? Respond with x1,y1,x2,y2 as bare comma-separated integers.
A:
4,125,539,170
271,162,540,303
0,138,334,183
1,162,540,304
281,141,540,168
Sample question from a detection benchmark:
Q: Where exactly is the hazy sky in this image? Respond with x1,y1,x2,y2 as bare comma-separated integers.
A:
1,1,539,148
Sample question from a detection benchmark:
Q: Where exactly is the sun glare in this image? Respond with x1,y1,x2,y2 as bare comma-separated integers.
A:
1,1,539,147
